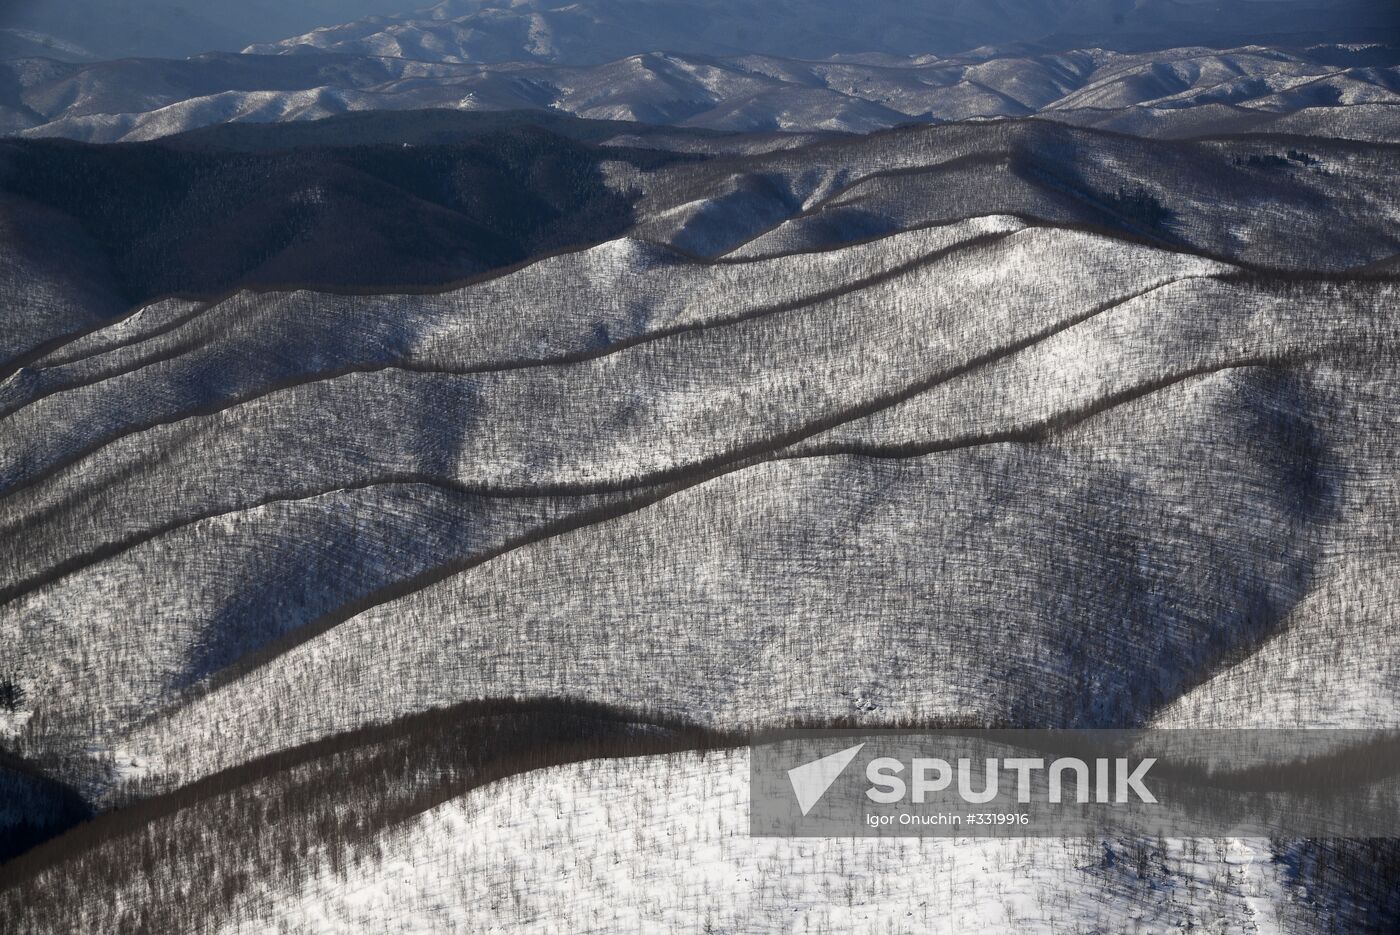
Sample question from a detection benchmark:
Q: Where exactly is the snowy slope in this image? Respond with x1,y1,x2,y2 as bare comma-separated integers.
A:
4,212,1397,803
221,750,1305,935
17,709,1391,934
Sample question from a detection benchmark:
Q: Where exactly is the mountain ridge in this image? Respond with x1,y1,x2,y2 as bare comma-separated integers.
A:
6,44,1399,142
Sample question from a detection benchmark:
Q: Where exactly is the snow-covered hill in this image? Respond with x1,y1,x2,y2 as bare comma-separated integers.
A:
6,741,1395,933
6,44,1400,141
212,752,1321,934
627,120,1400,267
3,206,1398,804
3,117,1396,373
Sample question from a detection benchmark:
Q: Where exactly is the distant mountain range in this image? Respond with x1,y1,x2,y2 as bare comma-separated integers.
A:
249,0,1400,63
5,43,1399,141
3,0,1395,64
3,0,1396,142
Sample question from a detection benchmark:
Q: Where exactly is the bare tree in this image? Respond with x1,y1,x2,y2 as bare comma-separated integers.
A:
0,673,25,712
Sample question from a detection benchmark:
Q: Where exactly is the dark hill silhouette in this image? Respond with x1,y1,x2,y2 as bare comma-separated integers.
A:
0,126,699,306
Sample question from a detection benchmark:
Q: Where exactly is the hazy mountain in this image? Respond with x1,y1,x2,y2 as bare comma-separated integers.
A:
249,0,1400,63
3,0,1395,65
0,28,97,64
0,1,423,61
7,44,1400,142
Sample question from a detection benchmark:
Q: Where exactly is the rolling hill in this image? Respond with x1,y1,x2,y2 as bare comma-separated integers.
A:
2,209,1398,928
4,205,1398,793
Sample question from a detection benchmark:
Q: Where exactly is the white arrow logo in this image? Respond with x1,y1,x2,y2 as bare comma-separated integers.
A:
788,743,866,816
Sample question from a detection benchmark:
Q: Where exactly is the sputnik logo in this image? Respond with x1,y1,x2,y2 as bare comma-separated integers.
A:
788,743,866,816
